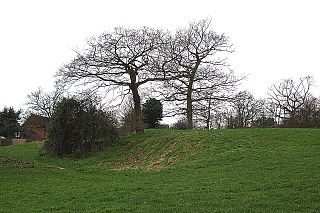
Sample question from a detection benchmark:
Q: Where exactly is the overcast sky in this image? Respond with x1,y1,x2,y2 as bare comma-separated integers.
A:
1,0,320,113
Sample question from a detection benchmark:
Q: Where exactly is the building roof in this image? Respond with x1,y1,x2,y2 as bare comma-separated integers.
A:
22,114,50,128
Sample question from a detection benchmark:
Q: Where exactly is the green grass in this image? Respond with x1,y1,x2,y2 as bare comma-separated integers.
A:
1,128,320,212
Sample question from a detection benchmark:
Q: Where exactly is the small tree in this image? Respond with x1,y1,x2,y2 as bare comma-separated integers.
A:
26,87,63,118
142,98,163,128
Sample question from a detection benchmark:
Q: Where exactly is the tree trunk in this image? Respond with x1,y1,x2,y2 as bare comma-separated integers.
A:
186,67,198,130
128,68,144,134
187,92,193,129
131,84,144,134
206,101,211,129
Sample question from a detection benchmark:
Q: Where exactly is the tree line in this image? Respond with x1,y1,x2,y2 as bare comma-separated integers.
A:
194,76,320,129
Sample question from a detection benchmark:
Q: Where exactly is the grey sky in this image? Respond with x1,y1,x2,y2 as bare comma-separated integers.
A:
1,0,319,112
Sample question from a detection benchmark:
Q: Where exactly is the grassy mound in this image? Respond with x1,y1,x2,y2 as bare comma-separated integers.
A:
1,128,320,212
103,130,204,170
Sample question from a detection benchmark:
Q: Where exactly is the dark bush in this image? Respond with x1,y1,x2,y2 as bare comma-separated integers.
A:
44,97,118,158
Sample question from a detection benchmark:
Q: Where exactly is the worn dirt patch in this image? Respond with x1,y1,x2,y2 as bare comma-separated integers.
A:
103,136,204,171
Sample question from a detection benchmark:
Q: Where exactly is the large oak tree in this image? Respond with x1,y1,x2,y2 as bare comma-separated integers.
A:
163,19,241,129
57,27,166,134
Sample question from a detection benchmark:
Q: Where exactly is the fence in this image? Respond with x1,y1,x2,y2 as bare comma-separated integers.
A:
0,139,34,147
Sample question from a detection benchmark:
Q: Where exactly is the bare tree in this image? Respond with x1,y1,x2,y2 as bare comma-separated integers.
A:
26,87,63,117
295,95,320,128
267,76,313,127
230,91,264,128
57,27,167,134
193,98,228,129
163,19,241,129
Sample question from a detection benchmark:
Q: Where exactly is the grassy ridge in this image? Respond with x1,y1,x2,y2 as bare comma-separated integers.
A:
0,128,320,212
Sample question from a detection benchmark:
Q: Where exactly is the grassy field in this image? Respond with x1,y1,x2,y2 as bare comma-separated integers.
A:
1,128,320,212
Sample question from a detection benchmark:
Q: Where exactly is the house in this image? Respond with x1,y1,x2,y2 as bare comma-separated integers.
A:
22,114,50,139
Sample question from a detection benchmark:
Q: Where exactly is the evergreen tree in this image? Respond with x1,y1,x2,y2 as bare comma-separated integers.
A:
0,107,21,138
142,98,163,128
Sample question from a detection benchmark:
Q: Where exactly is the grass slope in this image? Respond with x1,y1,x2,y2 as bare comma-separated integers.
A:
1,128,320,212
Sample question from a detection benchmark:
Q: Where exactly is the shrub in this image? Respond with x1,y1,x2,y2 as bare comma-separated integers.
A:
173,118,188,130
45,97,118,158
